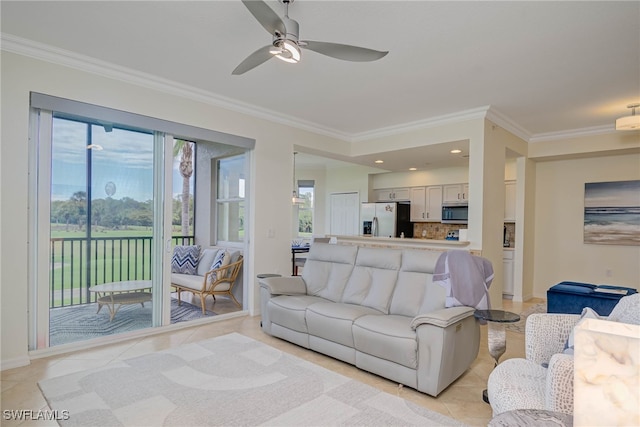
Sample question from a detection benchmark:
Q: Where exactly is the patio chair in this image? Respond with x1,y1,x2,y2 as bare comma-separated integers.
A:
172,255,243,313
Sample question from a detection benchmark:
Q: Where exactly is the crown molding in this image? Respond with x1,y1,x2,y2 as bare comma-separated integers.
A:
0,33,351,142
350,106,493,142
529,124,617,143
485,108,532,142
2,33,616,145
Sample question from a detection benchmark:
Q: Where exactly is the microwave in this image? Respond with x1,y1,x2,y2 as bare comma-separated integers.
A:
442,203,468,224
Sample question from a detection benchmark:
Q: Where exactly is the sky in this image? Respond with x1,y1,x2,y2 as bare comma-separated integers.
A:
584,180,640,208
51,117,193,202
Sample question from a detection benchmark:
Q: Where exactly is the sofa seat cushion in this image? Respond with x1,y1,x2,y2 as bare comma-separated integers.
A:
353,314,417,369
306,302,381,348
171,273,204,291
269,295,328,333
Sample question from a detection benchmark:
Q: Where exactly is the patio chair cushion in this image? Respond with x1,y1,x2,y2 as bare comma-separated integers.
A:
171,273,204,291
171,245,201,274
197,248,220,276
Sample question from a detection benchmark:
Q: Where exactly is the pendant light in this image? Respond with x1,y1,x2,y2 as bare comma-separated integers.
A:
292,152,304,205
616,103,640,130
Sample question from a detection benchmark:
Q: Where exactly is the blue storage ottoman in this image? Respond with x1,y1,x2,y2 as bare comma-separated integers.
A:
547,281,638,316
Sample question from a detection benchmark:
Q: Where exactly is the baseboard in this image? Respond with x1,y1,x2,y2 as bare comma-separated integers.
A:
0,355,31,371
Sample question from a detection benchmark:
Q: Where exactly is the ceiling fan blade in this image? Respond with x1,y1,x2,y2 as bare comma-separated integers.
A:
232,45,274,75
301,41,388,62
241,0,286,35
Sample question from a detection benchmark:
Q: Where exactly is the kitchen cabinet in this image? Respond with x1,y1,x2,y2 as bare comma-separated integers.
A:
503,249,514,297
410,186,442,221
410,187,425,221
443,183,469,203
374,187,410,202
504,181,516,222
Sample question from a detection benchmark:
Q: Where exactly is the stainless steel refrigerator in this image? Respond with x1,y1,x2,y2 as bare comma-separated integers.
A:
361,202,413,238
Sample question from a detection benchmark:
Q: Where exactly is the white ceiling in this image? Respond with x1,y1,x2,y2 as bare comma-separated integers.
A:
2,1,639,171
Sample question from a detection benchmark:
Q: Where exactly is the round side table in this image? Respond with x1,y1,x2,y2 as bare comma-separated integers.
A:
474,309,520,403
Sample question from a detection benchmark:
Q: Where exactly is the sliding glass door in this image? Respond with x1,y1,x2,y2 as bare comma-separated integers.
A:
31,110,169,348
29,93,254,350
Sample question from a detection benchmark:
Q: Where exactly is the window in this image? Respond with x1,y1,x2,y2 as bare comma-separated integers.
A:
216,154,245,243
297,180,314,237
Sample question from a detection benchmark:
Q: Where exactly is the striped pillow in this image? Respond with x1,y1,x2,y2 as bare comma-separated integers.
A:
207,250,231,284
171,245,201,274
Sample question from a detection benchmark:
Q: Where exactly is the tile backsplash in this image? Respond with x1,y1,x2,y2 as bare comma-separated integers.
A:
413,222,516,247
413,223,464,240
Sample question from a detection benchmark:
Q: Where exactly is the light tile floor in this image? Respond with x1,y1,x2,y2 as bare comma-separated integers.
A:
1,297,543,427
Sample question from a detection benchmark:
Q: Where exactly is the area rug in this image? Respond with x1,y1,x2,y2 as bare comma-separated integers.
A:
505,302,546,333
49,299,214,346
38,333,467,426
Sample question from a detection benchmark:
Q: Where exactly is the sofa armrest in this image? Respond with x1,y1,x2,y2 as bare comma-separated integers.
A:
410,306,475,329
545,353,574,414
259,276,307,295
526,313,581,365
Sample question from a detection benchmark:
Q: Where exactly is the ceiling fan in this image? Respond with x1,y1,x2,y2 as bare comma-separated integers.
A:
232,0,388,75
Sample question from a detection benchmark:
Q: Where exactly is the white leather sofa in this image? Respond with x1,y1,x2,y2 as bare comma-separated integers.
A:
259,243,481,397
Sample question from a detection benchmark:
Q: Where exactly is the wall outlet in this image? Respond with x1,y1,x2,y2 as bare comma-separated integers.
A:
267,228,275,238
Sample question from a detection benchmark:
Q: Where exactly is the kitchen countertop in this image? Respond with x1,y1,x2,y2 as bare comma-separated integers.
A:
331,235,471,249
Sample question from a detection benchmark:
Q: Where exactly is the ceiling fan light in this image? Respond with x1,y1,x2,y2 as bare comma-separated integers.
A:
274,40,301,63
616,115,640,130
616,103,640,131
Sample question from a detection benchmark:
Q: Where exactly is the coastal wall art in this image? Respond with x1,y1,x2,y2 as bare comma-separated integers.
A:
584,180,640,246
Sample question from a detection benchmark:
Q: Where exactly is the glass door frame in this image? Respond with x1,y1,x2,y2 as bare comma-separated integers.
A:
28,110,171,350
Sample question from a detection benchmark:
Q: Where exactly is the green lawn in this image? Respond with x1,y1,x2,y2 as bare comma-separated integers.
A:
50,225,189,307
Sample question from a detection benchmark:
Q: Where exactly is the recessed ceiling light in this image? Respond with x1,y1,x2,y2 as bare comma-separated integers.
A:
374,160,384,164
409,167,417,171
450,149,462,154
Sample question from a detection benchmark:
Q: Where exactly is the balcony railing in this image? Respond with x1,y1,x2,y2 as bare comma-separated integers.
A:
50,235,194,308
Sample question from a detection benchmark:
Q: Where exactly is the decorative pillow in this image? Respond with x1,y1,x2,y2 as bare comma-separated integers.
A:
207,250,231,284
171,245,201,275
563,307,603,355
197,248,219,277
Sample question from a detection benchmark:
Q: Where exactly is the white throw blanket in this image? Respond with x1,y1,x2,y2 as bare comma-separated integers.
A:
433,250,494,312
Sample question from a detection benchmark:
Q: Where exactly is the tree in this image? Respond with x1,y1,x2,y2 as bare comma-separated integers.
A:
173,139,193,237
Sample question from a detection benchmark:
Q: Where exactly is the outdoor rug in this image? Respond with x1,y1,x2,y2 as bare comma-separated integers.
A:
38,333,467,426
505,302,546,333
50,299,214,346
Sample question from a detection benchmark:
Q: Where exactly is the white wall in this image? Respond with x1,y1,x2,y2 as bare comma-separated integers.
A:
532,152,640,297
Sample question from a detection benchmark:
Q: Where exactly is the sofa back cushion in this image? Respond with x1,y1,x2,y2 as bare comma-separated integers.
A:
341,247,402,314
197,247,221,276
302,243,358,302
390,249,446,317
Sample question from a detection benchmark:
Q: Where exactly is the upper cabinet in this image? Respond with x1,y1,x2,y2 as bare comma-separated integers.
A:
443,183,469,203
410,186,443,222
409,187,426,221
504,181,516,222
374,188,410,202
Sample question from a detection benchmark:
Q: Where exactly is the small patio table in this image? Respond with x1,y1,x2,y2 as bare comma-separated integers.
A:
89,280,152,321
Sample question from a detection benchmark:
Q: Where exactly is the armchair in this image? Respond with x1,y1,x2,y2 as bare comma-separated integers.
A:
487,293,640,416
172,255,243,313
